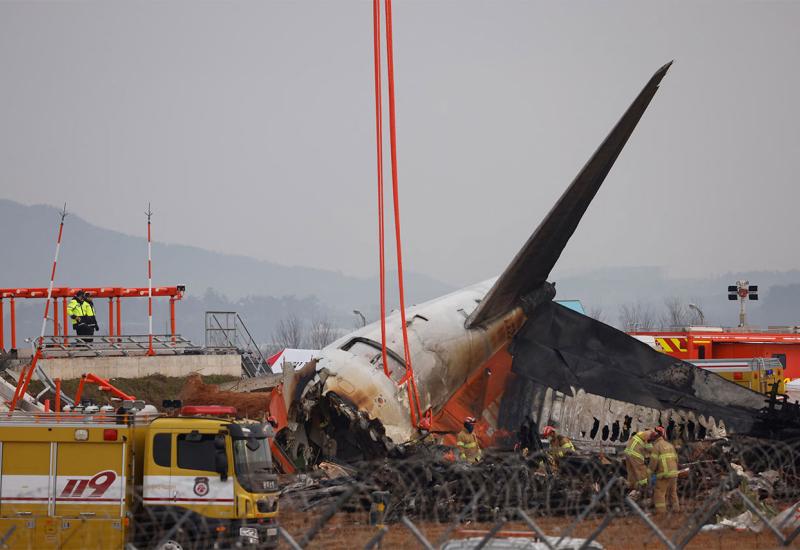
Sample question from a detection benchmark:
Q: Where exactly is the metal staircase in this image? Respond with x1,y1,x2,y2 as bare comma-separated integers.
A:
204,312,268,377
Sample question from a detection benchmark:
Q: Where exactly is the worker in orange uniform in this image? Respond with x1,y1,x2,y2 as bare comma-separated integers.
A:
649,426,680,514
624,427,658,499
456,416,482,464
542,425,575,460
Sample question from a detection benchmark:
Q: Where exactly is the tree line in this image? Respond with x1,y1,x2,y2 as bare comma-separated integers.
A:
589,296,706,332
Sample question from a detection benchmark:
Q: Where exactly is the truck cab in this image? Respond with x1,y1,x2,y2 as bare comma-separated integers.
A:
0,406,279,550
136,412,279,548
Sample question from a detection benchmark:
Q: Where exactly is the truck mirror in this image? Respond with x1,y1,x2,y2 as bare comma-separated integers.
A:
215,451,228,481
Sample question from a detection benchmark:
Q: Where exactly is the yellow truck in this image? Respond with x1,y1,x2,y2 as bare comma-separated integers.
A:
0,404,279,549
690,358,786,395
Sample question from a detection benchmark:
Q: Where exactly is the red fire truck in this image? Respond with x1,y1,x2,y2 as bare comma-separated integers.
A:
630,327,800,380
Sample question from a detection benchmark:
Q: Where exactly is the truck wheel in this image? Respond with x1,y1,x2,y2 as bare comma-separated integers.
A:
155,527,196,550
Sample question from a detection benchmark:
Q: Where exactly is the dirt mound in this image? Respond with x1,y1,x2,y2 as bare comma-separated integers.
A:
180,373,270,419
29,373,240,410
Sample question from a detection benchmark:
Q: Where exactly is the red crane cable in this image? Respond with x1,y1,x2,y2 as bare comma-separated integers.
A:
371,0,390,380
383,0,422,423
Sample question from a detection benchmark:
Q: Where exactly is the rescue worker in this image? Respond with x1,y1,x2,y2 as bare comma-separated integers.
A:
624,427,658,499
649,426,680,514
456,416,482,464
516,414,540,456
413,417,440,446
67,290,99,343
542,425,575,460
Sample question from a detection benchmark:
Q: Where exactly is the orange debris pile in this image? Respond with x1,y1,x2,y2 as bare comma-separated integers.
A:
180,373,270,419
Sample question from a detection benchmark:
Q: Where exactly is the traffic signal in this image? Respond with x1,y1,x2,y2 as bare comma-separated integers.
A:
728,283,758,300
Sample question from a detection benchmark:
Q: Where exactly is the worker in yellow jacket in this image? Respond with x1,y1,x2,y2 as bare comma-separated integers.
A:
649,426,680,514
542,425,575,458
624,428,657,498
456,416,482,464
67,290,99,343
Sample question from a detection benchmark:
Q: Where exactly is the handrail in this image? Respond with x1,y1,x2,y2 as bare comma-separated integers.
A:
204,312,268,377
235,313,268,370
32,334,198,358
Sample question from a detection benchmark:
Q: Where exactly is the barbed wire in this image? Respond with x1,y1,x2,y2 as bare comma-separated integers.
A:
1,436,799,549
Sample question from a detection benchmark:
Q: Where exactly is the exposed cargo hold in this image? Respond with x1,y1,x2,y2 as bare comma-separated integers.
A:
0,405,279,549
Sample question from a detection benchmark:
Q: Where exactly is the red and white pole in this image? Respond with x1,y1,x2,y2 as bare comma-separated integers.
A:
146,204,155,356
10,204,67,413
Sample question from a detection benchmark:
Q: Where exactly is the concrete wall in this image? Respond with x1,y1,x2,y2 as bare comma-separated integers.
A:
25,354,242,380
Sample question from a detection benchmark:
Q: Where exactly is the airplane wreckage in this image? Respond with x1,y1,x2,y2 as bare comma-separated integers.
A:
282,62,800,463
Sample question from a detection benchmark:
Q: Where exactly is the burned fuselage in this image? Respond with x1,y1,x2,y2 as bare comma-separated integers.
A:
284,61,789,463
288,280,525,461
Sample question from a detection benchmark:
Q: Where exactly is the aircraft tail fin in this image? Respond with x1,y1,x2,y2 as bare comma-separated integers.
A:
466,62,672,328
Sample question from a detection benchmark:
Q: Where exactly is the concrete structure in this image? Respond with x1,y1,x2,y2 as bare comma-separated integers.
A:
5,354,241,381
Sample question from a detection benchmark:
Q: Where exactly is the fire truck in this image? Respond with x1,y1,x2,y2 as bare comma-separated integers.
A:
632,331,790,394
630,328,800,378
0,403,279,549
689,358,786,394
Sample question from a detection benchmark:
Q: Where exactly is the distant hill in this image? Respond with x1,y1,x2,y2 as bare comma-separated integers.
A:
1,199,798,346
0,199,454,308
0,199,455,345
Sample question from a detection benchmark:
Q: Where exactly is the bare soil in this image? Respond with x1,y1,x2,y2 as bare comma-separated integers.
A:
279,510,800,549
28,373,240,409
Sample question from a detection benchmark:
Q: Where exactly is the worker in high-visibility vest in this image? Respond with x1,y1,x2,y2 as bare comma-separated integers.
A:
67,290,99,343
456,416,482,464
624,427,658,499
542,425,575,459
648,426,680,514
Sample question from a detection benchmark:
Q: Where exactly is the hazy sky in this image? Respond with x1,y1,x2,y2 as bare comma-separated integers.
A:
1,1,798,288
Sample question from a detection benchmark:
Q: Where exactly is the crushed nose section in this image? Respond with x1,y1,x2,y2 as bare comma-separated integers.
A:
291,386,394,463
284,350,413,464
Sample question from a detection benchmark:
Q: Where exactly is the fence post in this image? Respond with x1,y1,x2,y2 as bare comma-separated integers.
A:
624,497,677,550
516,508,556,550
400,516,434,550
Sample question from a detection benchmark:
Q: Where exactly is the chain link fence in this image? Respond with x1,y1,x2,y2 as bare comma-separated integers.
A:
1,437,799,549
275,437,800,550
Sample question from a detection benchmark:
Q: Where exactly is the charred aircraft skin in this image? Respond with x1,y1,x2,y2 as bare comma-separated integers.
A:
287,61,798,462
291,280,525,459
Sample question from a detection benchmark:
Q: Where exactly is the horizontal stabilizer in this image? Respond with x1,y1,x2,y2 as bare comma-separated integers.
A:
467,62,672,327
